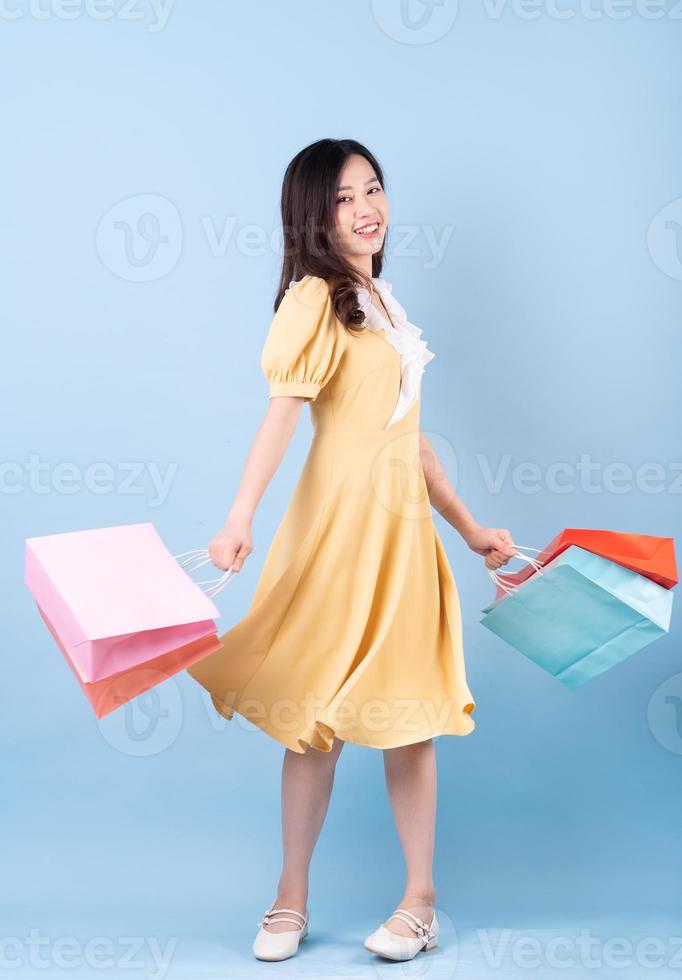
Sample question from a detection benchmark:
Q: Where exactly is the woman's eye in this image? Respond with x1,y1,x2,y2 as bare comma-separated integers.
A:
337,186,381,204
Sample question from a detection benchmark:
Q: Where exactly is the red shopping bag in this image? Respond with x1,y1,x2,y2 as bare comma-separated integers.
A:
37,602,223,718
492,529,677,602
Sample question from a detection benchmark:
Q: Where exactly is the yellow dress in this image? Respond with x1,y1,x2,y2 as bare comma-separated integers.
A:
186,275,476,752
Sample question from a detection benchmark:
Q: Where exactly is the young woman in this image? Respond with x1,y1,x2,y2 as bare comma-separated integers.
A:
187,138,516,963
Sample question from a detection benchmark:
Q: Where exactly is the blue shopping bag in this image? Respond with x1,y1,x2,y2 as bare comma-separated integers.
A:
480,545,674,688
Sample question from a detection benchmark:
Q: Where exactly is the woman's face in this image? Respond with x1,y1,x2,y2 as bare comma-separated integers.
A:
334,153,388,265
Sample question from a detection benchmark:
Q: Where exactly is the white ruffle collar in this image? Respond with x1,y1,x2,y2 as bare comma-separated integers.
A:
355,277,435,428
288,275,435,429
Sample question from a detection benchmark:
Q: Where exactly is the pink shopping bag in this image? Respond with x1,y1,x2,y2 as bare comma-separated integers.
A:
37,602,224,718
25,522,231,683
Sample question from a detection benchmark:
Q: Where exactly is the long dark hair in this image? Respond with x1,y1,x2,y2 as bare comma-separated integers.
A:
275,138,387,333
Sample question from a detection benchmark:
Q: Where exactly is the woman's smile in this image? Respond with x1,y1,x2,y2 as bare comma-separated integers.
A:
354,220,382,239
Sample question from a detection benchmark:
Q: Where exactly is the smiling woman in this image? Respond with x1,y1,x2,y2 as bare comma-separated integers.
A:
188,144,479,752
336,160,388,248
184,138,515,963
268,141,395,328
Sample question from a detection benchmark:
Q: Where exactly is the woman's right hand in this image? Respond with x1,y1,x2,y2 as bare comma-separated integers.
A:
208,512,253,573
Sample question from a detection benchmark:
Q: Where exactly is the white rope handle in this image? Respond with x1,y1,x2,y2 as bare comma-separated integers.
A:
174,548,236,599
488,544,545,596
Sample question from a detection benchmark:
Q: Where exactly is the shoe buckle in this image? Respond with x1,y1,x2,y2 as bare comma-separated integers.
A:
390,907,435,943
402,909,435,943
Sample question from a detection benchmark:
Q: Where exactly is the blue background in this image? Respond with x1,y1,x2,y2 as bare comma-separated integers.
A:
3,1,681,976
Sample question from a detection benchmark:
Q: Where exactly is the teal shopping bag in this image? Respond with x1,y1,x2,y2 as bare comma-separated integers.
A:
480,545,674,688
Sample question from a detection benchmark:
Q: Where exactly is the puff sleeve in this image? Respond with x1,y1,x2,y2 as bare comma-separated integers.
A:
260,276,348,400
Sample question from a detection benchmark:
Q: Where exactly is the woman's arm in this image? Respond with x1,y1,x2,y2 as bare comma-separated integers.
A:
208,397,306,573
419,431,516,570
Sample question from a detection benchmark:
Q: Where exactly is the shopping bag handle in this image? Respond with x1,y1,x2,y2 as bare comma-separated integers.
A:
174,549,236,599
488,545,545,596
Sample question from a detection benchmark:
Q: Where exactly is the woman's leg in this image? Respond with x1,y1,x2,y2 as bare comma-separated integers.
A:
264,736,345,933
381,737,437,936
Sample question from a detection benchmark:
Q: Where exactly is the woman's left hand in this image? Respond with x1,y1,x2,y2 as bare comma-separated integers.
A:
463,524,517,570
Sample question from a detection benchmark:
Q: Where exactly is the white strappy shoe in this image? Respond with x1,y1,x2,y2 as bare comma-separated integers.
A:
364,906,439,961
252,904,309,961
